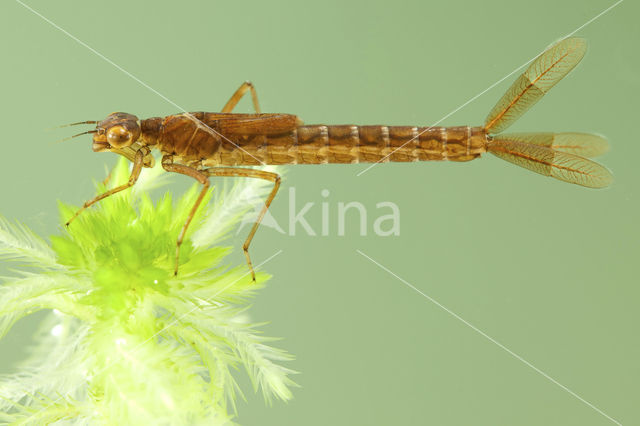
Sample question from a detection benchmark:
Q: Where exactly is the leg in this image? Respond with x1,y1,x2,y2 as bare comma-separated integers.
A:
161,155,210,276
66,147,149,227
203,167,280,282
221,81,261,113
161,159,281,281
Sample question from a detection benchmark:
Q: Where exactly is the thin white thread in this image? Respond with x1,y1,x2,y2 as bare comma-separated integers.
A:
356,249,622,425
355,0,624,177
15,0,266,166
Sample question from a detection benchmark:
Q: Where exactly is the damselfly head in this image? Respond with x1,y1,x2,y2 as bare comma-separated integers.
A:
92,112,141,152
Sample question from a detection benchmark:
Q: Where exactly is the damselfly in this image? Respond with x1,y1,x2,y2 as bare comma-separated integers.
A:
64,37,611,280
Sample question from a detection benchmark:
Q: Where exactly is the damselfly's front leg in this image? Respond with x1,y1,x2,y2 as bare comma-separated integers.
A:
66,147,150,227
221,81,261,113
203,167,281,282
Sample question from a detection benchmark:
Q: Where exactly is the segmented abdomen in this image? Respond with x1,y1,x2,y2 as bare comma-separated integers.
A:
206,125,487,166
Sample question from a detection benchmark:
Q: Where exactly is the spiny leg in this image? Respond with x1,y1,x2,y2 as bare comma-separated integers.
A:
161,155,211,276
221,81,261,113
203,167,280,282
66,147,150,226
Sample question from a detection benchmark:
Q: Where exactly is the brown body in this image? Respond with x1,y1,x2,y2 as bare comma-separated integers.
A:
67,38,612,281
139,112,487,167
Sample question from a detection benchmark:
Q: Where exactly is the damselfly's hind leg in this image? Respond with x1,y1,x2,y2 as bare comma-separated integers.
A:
202,167,281,282
161,157,280,281
66,147,150,226
221,81,261,113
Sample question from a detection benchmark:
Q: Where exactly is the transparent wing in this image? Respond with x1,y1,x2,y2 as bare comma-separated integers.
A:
487,138,612,188
496,132,609,158
485,38,587,134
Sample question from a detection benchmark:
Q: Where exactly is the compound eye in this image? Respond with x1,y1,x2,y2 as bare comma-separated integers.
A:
107,125,132,148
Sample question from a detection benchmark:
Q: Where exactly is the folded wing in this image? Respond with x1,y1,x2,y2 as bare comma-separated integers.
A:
487,137,612,188
494,132,609,158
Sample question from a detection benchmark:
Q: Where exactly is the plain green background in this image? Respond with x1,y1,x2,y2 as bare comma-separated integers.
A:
0,0,638,425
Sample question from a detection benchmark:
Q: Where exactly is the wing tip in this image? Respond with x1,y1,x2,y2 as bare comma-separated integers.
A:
487,139,614,189
586,165,614,189
551,36,587,53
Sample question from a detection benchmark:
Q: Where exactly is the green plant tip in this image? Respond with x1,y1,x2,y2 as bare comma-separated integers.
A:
0,158,295,425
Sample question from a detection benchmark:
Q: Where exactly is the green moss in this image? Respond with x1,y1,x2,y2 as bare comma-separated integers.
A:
0,158,294,425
